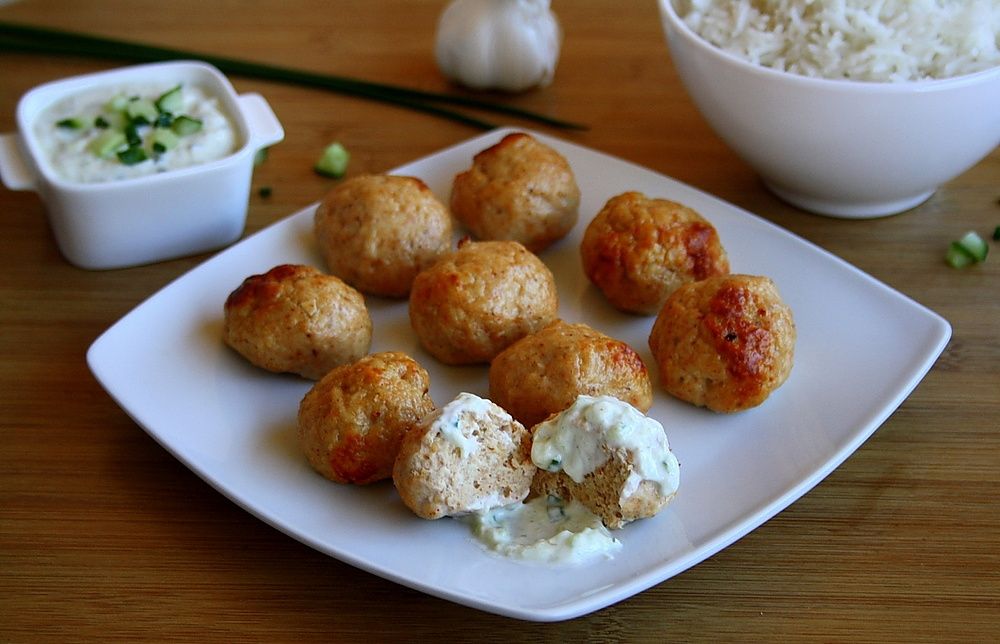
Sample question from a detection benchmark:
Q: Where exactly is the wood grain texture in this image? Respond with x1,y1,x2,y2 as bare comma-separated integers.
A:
1,1,998,641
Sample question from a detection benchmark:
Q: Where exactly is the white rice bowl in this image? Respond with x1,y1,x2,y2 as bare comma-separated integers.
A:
673,0,1000,82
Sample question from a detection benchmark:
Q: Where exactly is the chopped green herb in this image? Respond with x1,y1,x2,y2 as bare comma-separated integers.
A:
993,226,1000,241
56,117,84,129
154,112,174,128
123,122,142,147
314,141,350,178
94,115,110,129
117,145,148,165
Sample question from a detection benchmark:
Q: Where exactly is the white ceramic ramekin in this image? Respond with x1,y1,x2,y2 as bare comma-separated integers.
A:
0,60,284,269
658,0,1000,218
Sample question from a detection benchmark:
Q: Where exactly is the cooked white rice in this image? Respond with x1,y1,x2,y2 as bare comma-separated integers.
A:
673,0,1000,81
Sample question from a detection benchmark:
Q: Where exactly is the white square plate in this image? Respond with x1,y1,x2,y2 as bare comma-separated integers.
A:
88,128,951,621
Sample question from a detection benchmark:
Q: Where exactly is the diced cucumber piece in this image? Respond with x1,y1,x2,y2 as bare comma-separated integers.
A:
955,231,988,262
106,94,130,112
126,98,158,124
89,129,127,158
154,84,184,114
171,115,203,136
314,142,350,178
945,242,976,268
151,128,180,153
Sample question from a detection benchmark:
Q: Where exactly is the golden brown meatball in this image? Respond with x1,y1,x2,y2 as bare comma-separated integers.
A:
581,192,730,315
314,174,453,297
393,392,535,519
297,352,435,485
409,239,559,365
529,395,680,529
450,132,580,253
223,264,372,380
489,320,652,429
648,274,795,412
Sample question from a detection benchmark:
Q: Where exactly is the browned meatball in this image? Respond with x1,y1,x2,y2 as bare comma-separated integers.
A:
223,264,371,379
392,392,535,519
408,239,559,365
450,132,580,253
648,274,795,412
489,320,652,428
297,352,435,485
581,192,730,315
314,174,453,297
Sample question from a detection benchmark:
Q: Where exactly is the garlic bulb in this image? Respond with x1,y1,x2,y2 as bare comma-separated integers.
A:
434,0,562,93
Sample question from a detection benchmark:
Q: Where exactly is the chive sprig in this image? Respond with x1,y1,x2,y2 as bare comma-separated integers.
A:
0,21,587,131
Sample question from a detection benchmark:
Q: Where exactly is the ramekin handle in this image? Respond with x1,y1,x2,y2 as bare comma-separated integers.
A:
237,93,285,149
0,133,37,191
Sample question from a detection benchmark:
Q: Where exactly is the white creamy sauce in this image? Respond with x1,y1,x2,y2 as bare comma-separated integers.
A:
432,392,502,457
466,495,622,564
33,83,236,183
531,394,681,501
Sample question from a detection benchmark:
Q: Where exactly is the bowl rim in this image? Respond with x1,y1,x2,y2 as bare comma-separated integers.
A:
16,59,255,193
657,0,1000,93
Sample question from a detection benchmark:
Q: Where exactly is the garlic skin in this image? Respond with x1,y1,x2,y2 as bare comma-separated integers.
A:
434,0,562,93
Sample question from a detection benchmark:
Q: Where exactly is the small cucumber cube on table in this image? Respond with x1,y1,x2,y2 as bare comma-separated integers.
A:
945,231,989,268
315,142,350,178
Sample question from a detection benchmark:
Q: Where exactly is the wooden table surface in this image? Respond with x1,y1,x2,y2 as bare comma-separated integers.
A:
2,1,998,641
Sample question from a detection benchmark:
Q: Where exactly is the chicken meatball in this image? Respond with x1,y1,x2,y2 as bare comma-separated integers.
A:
489,320,652,429
223,264,372,379
409,239,558,365
581,192,730,315
393,392,536,519
314,174,453,297
450,132,580,253
648,274,795,412
297,352,435,485
530,395,680,529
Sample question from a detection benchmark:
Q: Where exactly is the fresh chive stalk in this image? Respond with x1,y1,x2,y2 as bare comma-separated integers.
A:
0,21,586,131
